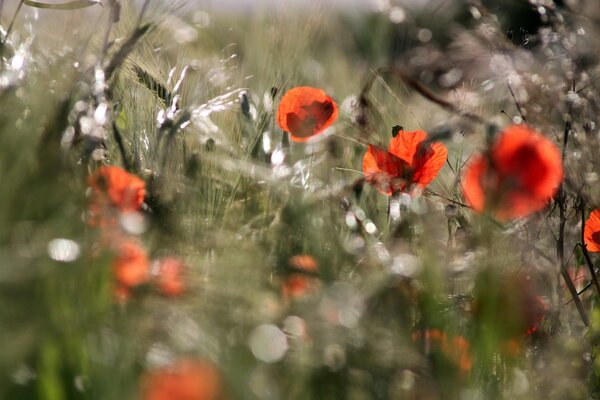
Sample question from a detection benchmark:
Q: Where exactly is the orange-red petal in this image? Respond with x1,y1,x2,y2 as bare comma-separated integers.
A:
362,144,409,195
412,141,448,188
282,275,315,299
276,86,338,142
584,209,600,252
388,129,428,165
462,155,490,214
112,240,149,288
155,257,185,297
288,254,318,272
142,359,221,400
89,166,146,212
364,129,446,195
492,125,562,200
462,125,563,220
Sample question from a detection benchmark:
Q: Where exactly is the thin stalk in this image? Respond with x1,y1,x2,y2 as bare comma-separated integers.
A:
135,0,151,28
112,121,131,171
556,104,589,326
360,66,486,126
579,203,600,298
578,242,600,298
2,0,24,46
507,80,527,123
100,12,114,60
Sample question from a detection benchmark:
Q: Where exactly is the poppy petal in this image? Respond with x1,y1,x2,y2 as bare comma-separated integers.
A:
462,125,563,220
89,166,146,213
363,144,409,195
276,87,338,142
492,125,562,200
584,209,600,252
412,142,448,188
388,129,428,164
155,257,185,297
113,240,150,288
289,254,318,272
142,360,221,400
462,155,488,213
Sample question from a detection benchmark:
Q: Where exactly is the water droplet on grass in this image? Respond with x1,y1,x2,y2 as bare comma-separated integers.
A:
249,324,288,363
47,238,80,262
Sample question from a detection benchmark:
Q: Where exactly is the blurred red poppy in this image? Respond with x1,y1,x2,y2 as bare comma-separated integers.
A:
362,129,447,195
276,86,338,142
142,359,222,400
288,254,318,272
89,166,146,213
282,254,319,299
462,124,563,220
584,209,600,252
154,257,185,297
113,240,149,288
412,329,472,374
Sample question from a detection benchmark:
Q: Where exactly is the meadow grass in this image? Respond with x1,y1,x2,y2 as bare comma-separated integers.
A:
1,1,600,399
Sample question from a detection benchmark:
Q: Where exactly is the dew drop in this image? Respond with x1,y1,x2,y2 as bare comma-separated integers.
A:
389,7,406,24
249,324,288,363
417,29,432,43
47,238,80,262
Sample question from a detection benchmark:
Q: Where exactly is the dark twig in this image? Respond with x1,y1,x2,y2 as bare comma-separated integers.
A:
100,1,118,59
578,242,600,299
564,282,593,306
2,0,24,46
112,121,131,171
555,100,589,326
104,24,151,81
360,66,487,125
135,0,151,28
578,200,600,298
506,80,527,123
423,189,470,208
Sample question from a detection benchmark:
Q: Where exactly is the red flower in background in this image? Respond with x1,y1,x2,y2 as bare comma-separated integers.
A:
154,257,185,297
276,86,338,142
113,240,149,288
282,254,319,299
584,209,600,252
89,166,146,213
462,124,562,220
363,129,447,195
142,359,222,400
412,329,472,375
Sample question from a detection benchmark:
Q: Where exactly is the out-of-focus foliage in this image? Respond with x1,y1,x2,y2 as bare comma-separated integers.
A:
2,0,600,399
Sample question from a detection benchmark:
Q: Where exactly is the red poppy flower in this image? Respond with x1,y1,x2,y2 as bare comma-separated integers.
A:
288,254,318,272
462,124,563,220
112,240,149,288
362,129,447,195
142,359,222,400
276,86,338,142
89,166,146,214
154,257,185,297
412,329,472,374
584,209,600,252
282,254,319,299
